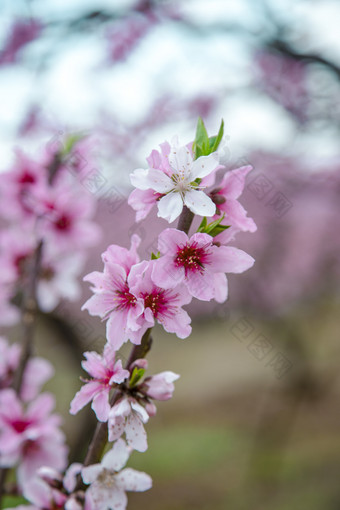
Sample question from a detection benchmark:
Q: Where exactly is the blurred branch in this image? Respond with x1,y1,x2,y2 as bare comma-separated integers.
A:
268,39,340,79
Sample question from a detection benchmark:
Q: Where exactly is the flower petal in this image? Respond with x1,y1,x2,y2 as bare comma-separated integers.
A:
157,192,183,223
81,464,102,485
131,168,173,193
116,468,152,492
102,439,130,471
191,153,219,180
125,413,148,452
184,190,216,217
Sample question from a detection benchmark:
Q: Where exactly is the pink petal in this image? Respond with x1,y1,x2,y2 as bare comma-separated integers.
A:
27,393,55,421
222,199,257,232
151,257,184,289
159,307,192,339
211,246,255,273
92,391,110,422
157,228,188,253
186,271,215,301
69,381,102,415
219,165,252,199
213,273,228,303
82,351,107,379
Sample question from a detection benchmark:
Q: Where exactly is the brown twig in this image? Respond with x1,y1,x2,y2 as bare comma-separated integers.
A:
177,206,194,234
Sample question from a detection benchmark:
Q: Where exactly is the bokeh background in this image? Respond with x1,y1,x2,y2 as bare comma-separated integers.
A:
1,0,340,509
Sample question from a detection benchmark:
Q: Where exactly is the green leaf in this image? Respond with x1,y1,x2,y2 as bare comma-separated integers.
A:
61,133,86,156
209,119,224,153
208,224,230,237
193,117,210,159
197,216,208,232
129,367,146,387
196,214,230,237
151,251,160,260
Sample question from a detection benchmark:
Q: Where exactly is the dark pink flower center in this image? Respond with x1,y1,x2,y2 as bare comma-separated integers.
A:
143,289,168,319
174,242,210,275
11,419,30,433
18,171,36,184
14,253,29,276
55,214,72,231
115,286,137,311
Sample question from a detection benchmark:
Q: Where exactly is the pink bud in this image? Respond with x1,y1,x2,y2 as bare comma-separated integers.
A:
145,401,157,417
144,371,180,401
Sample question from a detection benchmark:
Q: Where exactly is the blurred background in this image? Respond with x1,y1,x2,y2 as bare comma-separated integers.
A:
1,0,340,509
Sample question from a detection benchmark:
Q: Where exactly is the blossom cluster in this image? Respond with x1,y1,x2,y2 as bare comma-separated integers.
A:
0,140,101,324
0,120,256,510
62,121,256,509
0,337,68,491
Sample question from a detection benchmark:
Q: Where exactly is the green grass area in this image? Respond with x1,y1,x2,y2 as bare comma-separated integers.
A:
129,422,246,479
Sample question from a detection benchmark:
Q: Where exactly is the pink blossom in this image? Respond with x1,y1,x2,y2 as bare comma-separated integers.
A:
0,337,53,398
142,371,180,401
8,464,86,510
128,188,162,222
18,475,67,510
128,141,171,221
130,138,219,222
35,178,101,251
21,357,54,402
129,260,192,338
0,286,20,326
70,344,129,422
0,389,68,487
0,227,35,285
210,166,257,243
82,438,152,510
108,397,149,452
82,235,146,350
151,228,255,302
37,250,86,312
0,149,46,222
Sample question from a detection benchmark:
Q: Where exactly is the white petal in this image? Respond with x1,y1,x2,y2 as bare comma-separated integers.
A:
102,439,130,471
130,401,149,423
116,468,152,492
131,168,173,193
82,464,102,485
191,153,219,179
184,190,216,217
130,168,150,190
169,145,192,175
157,192,183,223
125,413,148,452
88,485,127,510
63,463,83,492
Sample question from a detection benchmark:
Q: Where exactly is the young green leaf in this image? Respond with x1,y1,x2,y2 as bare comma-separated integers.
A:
209,119,224,153
193,117,210,159
61,132,86,156
129,367,146,388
